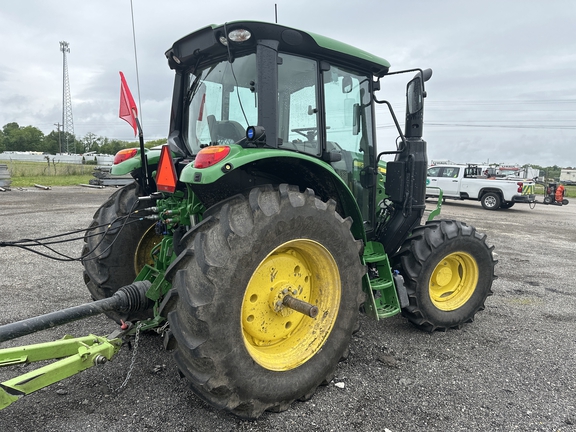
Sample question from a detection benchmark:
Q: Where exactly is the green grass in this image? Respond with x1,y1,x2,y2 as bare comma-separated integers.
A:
2,159,576,197
0,160,94,187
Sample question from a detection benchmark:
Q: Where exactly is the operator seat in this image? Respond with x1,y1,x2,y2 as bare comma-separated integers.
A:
207,115,245,143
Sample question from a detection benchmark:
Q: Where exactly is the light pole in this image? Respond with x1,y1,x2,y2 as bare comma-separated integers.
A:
54,122,62,154
59,41,74,153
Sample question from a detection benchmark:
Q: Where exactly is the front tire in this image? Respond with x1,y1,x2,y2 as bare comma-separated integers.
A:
163,184,365,418
393,219,496,332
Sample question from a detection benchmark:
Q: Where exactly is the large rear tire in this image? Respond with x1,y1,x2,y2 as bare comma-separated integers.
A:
162,184,364,419
82,182,159,323
393,219,496,332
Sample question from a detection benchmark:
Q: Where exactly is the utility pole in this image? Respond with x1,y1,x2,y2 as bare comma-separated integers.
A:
60,41,74,153
54,122,62,154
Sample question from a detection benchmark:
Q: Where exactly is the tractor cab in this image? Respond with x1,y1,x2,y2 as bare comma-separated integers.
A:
164,21,400,234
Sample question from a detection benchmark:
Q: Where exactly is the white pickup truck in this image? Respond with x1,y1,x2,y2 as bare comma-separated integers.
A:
426,164,536,210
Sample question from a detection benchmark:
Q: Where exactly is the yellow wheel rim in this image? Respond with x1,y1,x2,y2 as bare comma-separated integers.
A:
241,239,341,371
133,224,162,274
429,252,478,311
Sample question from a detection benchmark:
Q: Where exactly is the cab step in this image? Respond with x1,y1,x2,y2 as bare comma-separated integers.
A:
362,241,406,319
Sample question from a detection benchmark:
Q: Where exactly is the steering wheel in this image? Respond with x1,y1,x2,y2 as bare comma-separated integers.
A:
291,127,318,141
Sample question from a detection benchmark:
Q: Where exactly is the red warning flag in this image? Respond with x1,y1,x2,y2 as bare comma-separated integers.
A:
119,71,138,136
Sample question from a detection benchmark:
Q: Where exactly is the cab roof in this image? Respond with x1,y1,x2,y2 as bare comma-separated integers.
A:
166,20,390,77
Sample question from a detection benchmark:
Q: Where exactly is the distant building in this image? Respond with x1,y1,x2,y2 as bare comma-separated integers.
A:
560,169,576,184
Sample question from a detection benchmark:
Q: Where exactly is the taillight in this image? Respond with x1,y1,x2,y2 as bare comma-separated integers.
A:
517,182,523,193
194,146,231,169
113,148,138,164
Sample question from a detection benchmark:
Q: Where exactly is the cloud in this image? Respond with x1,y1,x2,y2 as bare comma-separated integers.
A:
0,0,574,166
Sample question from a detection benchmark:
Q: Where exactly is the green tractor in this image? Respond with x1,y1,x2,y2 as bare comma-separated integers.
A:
2,21,496,418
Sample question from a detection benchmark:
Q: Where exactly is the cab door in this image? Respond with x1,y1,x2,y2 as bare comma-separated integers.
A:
323,65,375,229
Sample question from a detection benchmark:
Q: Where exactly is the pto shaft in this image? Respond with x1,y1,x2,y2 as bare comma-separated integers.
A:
0,281,152,343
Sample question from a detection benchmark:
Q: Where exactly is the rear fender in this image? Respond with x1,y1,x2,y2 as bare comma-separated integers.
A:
479,187,504,199
181,145,366,241
110,149,162,176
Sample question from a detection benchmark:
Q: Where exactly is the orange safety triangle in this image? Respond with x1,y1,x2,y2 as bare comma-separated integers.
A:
156,145,177,193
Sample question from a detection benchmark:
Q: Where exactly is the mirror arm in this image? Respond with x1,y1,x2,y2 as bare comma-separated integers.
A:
384,67,432,92
373,96,407,161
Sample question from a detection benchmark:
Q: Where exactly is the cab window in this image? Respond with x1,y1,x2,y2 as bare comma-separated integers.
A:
441,167,460,178
186,54,257,154
277,54,320,156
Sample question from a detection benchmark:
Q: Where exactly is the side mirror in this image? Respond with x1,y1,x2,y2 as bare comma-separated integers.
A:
404,68,432,138
407,69,432,115
342,76,353,94
406,77,423,115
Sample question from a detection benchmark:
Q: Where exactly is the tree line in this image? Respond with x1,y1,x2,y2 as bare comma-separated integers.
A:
530,164,564,182
0,122,570,180
0,122,165,155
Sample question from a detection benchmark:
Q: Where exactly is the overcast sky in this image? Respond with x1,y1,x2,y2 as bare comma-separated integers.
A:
1,0,575,167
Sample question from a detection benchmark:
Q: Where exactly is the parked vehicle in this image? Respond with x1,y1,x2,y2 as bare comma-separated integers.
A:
427,164,535,210
495,165,540,181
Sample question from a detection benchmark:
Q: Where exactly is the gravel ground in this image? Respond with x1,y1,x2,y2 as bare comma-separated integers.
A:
0,185,575,431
